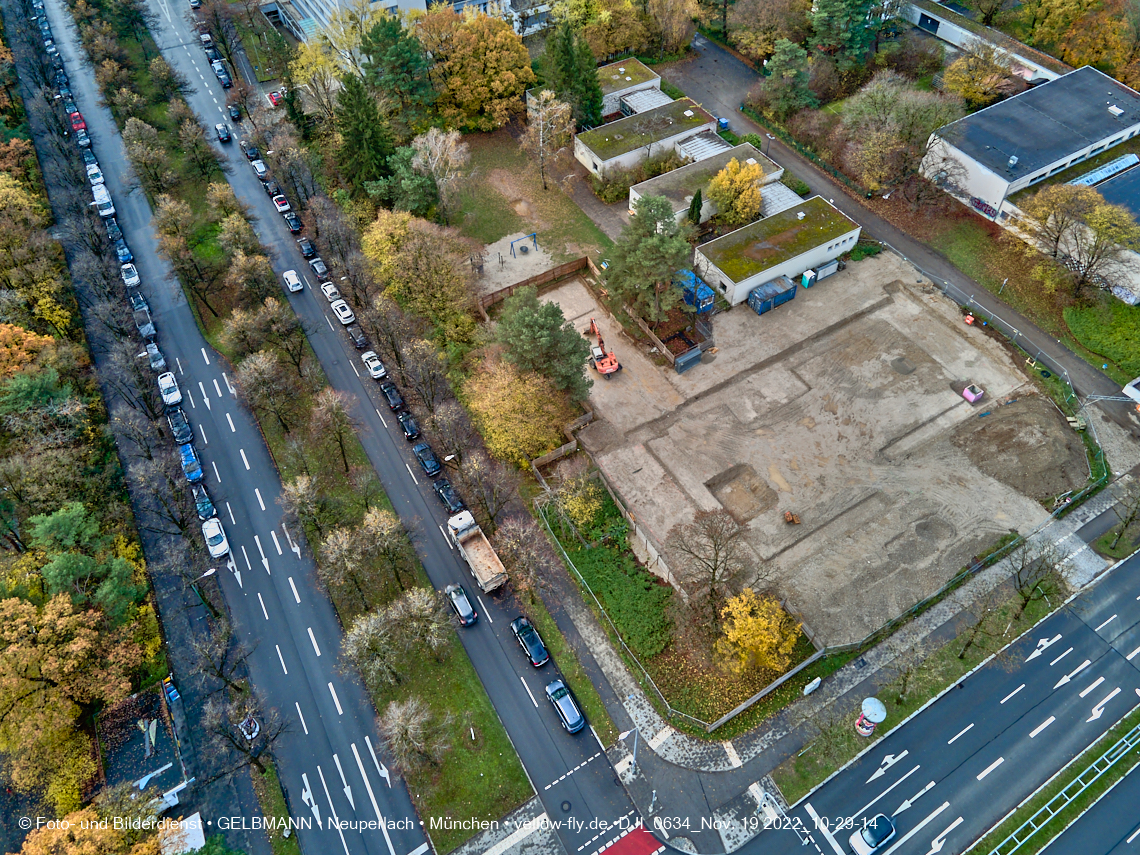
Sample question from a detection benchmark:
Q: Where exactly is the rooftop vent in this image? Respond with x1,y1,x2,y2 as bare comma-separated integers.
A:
683,109,694,117
745,158,757,165
1109,104,1124,117
1008,155,1018,169
618,67,625,72
797,211,806,220
626,76,632,81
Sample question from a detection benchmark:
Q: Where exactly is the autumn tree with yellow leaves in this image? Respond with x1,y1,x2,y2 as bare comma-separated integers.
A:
715,588,801,675
707,157,765,224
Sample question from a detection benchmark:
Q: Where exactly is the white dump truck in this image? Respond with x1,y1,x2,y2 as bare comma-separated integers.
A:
447,511,507,593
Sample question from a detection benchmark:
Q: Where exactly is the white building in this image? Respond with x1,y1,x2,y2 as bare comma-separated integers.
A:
694,197,861,306
574,98,717,178
598,58,661,116
628,143,785,223
924,66,1140,217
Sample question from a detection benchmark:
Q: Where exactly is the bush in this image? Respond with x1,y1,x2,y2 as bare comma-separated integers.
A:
847,240,882,261
589,152,690,203
781,172,811,196
1064,300,1140,376
660,80,686,100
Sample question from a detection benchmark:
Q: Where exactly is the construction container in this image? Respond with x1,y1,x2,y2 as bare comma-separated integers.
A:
747,276,797,316
675,269,715,313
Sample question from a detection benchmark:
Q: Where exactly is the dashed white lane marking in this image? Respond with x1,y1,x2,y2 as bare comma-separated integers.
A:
439,524,453,549
288,577,301,603
520,676,538,708
255,488,265,510
308,627,321,656
1000,684,1025,704
577,810,635,852
200,425,207,446
186,389,195,408
405,463,418,484
1128,825,1140,844
213,378,222,397
476,595,490,620
240,448,250,469
351,362,359,377
176,357,184,375
376,408,387,427
1095,614,1118,632
325,315,334,331
724,740,742,768
240,545,251,570
275,645,288,674
226,502,235,525
201,347,210,364
544,751,603,790
806,803,844,855
271,530,282,554
1080,676,1105,698
257,592,269,620
407,844,430,855
226,412,235,432
948,723,973,745
212,461,221,482
328,682,343,714
648,725,674,750
1050,647,1073,666
977,757,1004,780
295,702,308,734
1127,644,1140,661
1030,716,1055,738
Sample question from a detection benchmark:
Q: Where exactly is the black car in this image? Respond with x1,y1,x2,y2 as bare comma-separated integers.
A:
62,97,78,115
263,179,282,197
397,411,420,440
545,680,586,734
345,324,367,349
166,407,193,444
218,72,232,89
297,237,316,258
205,46,220,62
81,148,97,167
113,240,133,263
379,382,403,411
228,103,241,121
242,141,259,161
444,584,477,627
215,123,231,142
510,617,549,667
282,211,302,233
192,484,216,521
308,257,329,281
105,217,122,242
432,478,464,513
413,443,441,476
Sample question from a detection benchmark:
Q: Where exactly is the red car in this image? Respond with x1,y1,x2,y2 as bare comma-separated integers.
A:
69,111,86,132
267,90,283,106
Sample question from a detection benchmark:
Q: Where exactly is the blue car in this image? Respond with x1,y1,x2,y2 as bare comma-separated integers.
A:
179,443,204,483
114,239,133,263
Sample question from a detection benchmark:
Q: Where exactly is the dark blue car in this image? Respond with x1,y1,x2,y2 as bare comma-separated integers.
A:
178,443,204,483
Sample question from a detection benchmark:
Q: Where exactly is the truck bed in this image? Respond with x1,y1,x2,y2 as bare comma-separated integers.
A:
458,531,507,589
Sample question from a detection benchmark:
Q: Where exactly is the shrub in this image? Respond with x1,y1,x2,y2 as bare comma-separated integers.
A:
847,240,882,261
781,172,811,197
589,152,690,203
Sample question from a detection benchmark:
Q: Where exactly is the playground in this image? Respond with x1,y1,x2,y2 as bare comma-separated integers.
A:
474,232,556,297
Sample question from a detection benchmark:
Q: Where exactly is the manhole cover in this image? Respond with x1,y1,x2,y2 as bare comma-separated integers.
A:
562,801,572,812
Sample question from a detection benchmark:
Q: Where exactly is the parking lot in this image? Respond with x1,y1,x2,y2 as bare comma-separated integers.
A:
548,253,1088,645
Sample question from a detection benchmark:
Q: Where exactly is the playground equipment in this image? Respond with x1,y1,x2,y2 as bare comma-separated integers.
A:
588,319,621,378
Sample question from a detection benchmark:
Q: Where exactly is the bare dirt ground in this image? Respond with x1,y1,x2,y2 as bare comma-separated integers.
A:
555,253,1085,646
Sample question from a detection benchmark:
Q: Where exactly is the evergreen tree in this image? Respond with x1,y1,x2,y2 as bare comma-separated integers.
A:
496,286,592,401
361,16,436,137
688,188,703,225
335,74,395,186
545,23,603,129
364,147,440,217
607,195,692,323
811,0,878,69
761,39,818,119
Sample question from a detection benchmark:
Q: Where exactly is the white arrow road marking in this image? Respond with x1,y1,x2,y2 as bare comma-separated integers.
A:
226,413,235,432
1026,634,1062,661
1030,716,1055,738
351,743,398,855
947,724,973,745
295,703,308,734
223,372,234,394
925,816,964,855
225,557,242,588
881,802,950,855
316,766,351,855
805,803,844,855
300,773,321,828
365,735,392,788
1088,687,1121,722
1080,676,1105,698
1055,659,1091,689
283,525,302,558
977,757,1004,780
893,781,935,816
1094,614,1117,632
271,531,283,555
332,753,355,810
849,765,920,822
868,751,910,783
198,382,210,409
254,535,270,573
1050,647,1073,666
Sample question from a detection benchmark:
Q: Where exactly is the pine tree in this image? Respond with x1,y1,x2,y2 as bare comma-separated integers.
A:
335,74,395,185
497,286,592,401
545,23,603,129
810,0,878,69
361,16,436,138
688,188,703,225
607,195,693,323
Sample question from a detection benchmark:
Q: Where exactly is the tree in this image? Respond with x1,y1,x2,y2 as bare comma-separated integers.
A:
14,806,141,855
381,218,476,343
728,0,809,62
121,117,174,194
278,474,336,538
290,40,340,124
415,4,462,92
149,55,190,99
581,0,649,58
216,212,258,258
386,587,451,658
759,38,817,119
343,610,402,687
810,0,878,68
206,181,244,220
1019,184,1102,259
666,509,756,630
202,690,289,779
410,128,469,225
715,588,800,674
494,514,558,600
366,147,439,217
646,0,698,57
435,13,535,132
361,16,435,138
320,526,372,609
0,324,53,378
544,23,603,129
497,285,591,400
458,452,522,536
335,73,395,186
235,350,299,431
310,387,357,472
318,0,389,78
179,118,218,181
606,195,692,323
965,0,1006,26
521,91,574,191
1108,488,1140,550
378,696,453,770
941,40,1012,108
698,0,735,38
708,157,765,224
359,507,416,590
1065,200,1140,296
688,188,703,225
466,362,573,466
402,338,449,415
225,252,278,310
191,620,253,694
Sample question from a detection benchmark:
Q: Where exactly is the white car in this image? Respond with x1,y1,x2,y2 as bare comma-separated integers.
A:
849,815,896,855
1124,377,1140,404
86,163,104,185
361,350,386,380
282,269,302,293
201,517,230,558
250,159,267,180
120,263,140,287
271,194,291,213
330,299,355,325
319,281,340,302
157,371,182,407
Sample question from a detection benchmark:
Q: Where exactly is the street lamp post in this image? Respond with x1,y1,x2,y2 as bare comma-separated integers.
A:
618,727,640,774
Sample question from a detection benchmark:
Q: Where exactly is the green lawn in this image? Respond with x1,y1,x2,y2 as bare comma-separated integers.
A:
1064,299,1140,379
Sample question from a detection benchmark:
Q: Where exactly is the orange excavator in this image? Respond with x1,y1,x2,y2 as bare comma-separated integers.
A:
588,318,621,379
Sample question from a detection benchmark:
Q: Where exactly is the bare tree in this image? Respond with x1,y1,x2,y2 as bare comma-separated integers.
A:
666,509,756,630
494,514,558,601
236,350,300,431
356,294,418,383
359,507,415,591
343,610,402,688
378,696,453,771
130,454,199,541
278,473,334,538
202,690,290,780
458,452,520,536
310,387,357,473
102,339,167,419
428,400,478,468
411,128,470,224
320,526,371,610
387,588,451,660
191,620,254,694
1109,489,1140,551
520,91,573,191
402,339,449,416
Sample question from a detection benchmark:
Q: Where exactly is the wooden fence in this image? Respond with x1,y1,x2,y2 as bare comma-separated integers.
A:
477,257,604,319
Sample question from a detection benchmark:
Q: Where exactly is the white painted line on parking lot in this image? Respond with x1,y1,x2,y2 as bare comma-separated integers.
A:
1030,716,1055,738
289,576,301,603
376,409,387,427
477,595,490,620
308,627,321,656
351,363,360,377
296,702,308,734
405,463,418,484
271,530,282,554
226,412,235,432
948,723,973,745
176,357,183,375
520,676,538,708
255,488,265,510
1080,676,1105,698
240,545,251,570
977,757,1004,780
325,315,335,331
328,682,343,714
201,347,210,365
212,461,221,482
257,592,269,620
200,425,207,446
213,378,222,397
240,448,250,469
1000,684,1025,704
439,525,453,549
276,645,288,674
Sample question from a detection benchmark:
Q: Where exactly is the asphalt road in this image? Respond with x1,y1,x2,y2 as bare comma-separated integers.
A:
1042,763,1140,855
134,4,641,854
744,550,1140,855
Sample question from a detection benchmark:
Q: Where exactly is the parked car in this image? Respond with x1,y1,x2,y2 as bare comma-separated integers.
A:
545,680,585,734
204,46,220,62
74,128,91,148
201,517,230,558
272,194,291,213
432,477,464,513
86,164,104,186
179,443,204,483
849,816,896,855
113,239,133,263
62,97,77,115
444,584,477,627
308,257,329,281
319,281,340,302
210,59,226,78
510,617,549,667
166,407,193,444
81,148,97,167
192,484,215,520
128,291,149,314
145,342,166,371
189,0,201,8
282,211,302,233
105,217,122,242
361,351,386,380
120,263,140,287
217,70,232,88
268,90,284,106
397,411,420,440
297,237,316,258
412,442,442,477
215,123,231,142
241,140,259,160
379,381,403,411
330,299,355,325
69,112,86,132
158,372,182,407
263,180,282,197
250,159,267,180
345,324,367,349
282,269,302,293
227,103,241,121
